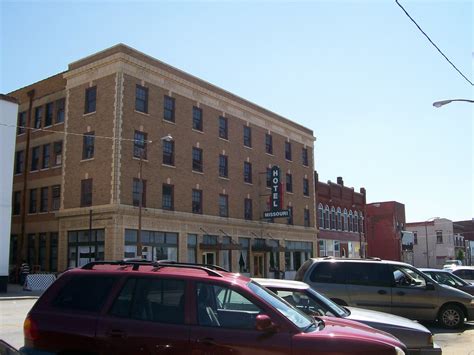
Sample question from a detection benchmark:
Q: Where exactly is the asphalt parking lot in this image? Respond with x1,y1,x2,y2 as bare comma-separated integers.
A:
1,298,473,354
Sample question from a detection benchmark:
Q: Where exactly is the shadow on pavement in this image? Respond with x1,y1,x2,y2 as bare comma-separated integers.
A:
422,321,474,334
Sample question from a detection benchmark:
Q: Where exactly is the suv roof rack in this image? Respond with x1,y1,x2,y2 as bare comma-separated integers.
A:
81,260,226,277
321,256,381,261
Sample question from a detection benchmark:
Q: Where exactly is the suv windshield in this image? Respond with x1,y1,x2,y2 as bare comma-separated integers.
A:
248,281,315,331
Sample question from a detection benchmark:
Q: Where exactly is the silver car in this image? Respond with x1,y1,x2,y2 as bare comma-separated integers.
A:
420,268,474,296
255,278,440,355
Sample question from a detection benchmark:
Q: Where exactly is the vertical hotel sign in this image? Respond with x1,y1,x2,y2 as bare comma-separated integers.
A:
264,166,290,218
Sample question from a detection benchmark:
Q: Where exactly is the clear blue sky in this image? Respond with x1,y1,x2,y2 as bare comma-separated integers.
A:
1,0,472,222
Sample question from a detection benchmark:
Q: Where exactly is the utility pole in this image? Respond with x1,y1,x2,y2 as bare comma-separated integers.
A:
137,147,144,258
425,222,429,267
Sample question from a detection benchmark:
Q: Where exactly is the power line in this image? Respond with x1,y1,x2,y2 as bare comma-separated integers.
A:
395,0,474,86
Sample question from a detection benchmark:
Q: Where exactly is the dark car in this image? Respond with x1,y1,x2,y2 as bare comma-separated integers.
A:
420,268,474,296
21,260,407,355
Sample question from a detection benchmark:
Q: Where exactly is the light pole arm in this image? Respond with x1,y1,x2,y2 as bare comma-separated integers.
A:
433,99,474,108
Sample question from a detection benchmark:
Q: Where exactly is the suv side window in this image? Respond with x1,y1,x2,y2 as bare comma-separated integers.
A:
309,262,346,284
53,276,117,312
347,263,391,287
392,266,427,288
110,277,185,324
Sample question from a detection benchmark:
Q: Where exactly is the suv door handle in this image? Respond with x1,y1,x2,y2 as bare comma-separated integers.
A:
108,329,127,338
377,290,387,295
197,337,217,346
397,291,405,296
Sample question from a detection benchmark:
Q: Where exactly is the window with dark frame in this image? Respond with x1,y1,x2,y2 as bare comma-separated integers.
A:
56,98,65,123
265,134,273,154
286,173,293,193
163,140,174,165
287,206,294,225
244,162,252,183
192,106,203,131
135,85,148,113
192,147,203,172
52,185,60,211
436,231,443,244
45,102,54,127
285,141,292,161
85,86,97,114
304,208,310,227
29,189,37,214
40,187,49,213
80,178,93,207
302,147,309,166
132,178,146,207
243,126,252,147
82,132,95,160
42,144,50,169
162,184,174,210
15,151,24,174
34,106,42,129
13,191,21,215
219,194,229,217
133,131,147,159
53,141,63,166
17,112,26,135
219,155,228,178
31,146,40,171
303,178,309,196
163,95,175,122
266,168,272,187
219,116,228,139
244,198,252,220
192,189,203,214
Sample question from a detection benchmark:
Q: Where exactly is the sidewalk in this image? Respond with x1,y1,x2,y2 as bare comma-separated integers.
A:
0,284,43,300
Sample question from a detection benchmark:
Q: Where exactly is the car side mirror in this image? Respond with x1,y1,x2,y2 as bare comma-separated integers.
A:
425,282,435,291
255,314,277,333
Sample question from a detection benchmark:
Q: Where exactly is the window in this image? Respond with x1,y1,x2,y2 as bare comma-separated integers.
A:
15,150,24,174
80,178,92,207
304,208,310,227
303,178,309,196
310,262,346,283
50,232,58,272
29,189,37,213
336,208,342,230
219,155,228,178
287,206,293,225
53,141,63,166
286,173,293,192
285,141,292,160
38,233,47,271
34,106,42,129
17,111,26,135
436,231,443,244
343,209,348,231
192,147,203,172
324,205,330,229
133,131,147,159
188,234,197,263
162,184,174,210
85,86,97,114
162,140,174,165
13,191,21,215
243,162,252,183
318,204,324,229
353,212,359,233
192,189,202,214
219,116,228,139
56,98,65,123
219,194,228,217
392,266,426,288
265,134,273,154
163,95,175,122
192,106,203,131
348,211,353,232
80,132,95,160
330,207,336,229
348,263,392,287
40,187,48,212
42,144,50,169
359,213,364,233
31,146,40,171
124,230,177,261
52,185,60,211
135,85,148,113
45,102,54,127
266,168,272,187
132,178,146,207
244,198,252,220
285,241,312,272
243,126,252,147
67,229,105,267
302,147,309,166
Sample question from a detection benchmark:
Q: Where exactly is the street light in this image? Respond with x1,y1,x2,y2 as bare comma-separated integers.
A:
433,99,474,108
424,217,439,267
137,134,173,258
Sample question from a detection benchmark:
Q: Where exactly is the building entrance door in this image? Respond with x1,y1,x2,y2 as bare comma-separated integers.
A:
253,253,264,277
202,251,216,265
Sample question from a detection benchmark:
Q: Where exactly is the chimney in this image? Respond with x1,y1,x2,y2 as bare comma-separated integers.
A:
337,177,344,186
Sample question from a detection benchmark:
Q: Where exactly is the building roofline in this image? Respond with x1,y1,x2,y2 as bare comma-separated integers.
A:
0,94,18,104
7,72,67,97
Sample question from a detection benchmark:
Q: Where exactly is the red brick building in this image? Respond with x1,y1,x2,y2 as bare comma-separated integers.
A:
315,174,366,258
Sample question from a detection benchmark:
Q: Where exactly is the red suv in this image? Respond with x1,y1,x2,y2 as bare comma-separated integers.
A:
21,260,407,354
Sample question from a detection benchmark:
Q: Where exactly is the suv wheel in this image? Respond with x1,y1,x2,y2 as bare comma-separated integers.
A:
438,304,464,328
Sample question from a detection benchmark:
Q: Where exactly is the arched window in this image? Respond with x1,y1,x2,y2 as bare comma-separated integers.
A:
318,203,324,229
348,210,353,232
359,212,364,233
343,209,348,231
336,207,342,230
324,205,330,229
330,207,336,229
353,211,359,233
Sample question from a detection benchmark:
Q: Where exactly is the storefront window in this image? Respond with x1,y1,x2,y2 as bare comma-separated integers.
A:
239,237,250,273
124,229,178,261
188,234,197,263
220,236,231,271
285,241,312,271
68,229,105,268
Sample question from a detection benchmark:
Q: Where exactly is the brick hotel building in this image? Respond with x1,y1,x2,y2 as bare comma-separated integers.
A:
8,44,316,278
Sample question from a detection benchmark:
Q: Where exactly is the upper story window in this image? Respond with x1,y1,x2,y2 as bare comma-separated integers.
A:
17,111,26,135
192,106,203,131
34,106,42,129
353,212,359,233
244,162,252,184
436,231,443,244
133,131,147,159
192,189,203,214
53,141,63,166
56,98,65,123
287,206,294,225
304,208,310,227
303,178,309,196
29,189,37,214
324,205,330,229
219,116,228,139
348,210,353,232
286,173,293,193
244,198,252,220
135,85,148,113
163,140,174,166
42,144,50,169
330,207,336,229
45,102,54,127
336,207,342,230
31,146,40,171
40,187,49,213
243,126,252,147
265,134,273,154
318,203,324,229
219,155,228,178
13,191,21,215
82,132,95,160
302,147,309,166
219,194,229,217
85,86,97,114
343,209,348,231
162,184,174,211
413,232,418,245
163,95,175,122
52,185,60,211
359,213,364,233
80,178,93,207
192,147,203,172
285,141,292,161
15,151,24,174
132,178,146,207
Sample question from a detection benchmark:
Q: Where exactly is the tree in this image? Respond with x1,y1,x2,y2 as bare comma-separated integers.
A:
456,249,465,262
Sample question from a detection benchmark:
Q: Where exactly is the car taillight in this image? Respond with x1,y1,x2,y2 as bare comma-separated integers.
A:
24,315,39,341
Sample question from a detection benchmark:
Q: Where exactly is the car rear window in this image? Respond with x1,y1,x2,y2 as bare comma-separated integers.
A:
52,275,117,312
309,262,346,284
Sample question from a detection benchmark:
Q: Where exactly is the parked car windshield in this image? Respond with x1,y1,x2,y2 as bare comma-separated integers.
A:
425,271,468,287
306,287,348,317
247,281,315,331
